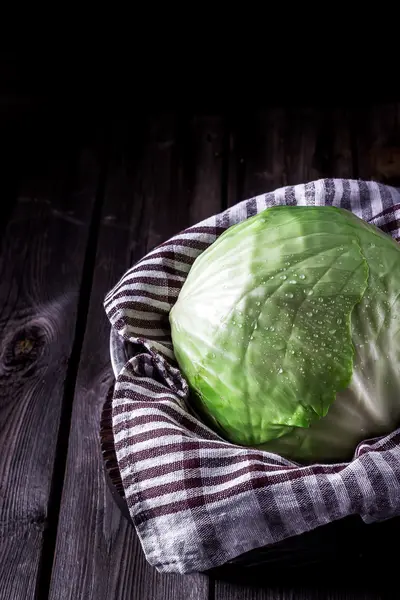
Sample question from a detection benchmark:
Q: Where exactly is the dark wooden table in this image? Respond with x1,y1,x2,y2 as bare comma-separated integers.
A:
1,103,400,600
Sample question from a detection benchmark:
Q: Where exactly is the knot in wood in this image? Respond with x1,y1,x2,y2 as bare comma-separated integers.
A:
3,325,46,371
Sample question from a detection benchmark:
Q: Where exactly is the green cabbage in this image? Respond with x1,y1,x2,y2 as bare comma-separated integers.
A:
170,207,400,462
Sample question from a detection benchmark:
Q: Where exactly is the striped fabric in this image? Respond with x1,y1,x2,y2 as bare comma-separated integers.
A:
104,179,400,574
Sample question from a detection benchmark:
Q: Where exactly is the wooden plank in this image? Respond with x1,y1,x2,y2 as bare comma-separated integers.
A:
226,109,287,204
214,581,384,600
49,113,224,600
312,107,354,179
226,107,354,206
184,115,225,224
0,113,19,240
355,102,400,185
0,142,99,600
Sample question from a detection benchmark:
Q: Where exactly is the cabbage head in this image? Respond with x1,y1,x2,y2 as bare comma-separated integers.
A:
169,206,400,462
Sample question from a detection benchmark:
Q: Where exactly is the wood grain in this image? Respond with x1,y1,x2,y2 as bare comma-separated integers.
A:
226,107,354,206
214,581,388,600
226,109,287,205
0,146,98,599
355,103,400,185
312,108,354,179
0,119,18,237
48,114,224,600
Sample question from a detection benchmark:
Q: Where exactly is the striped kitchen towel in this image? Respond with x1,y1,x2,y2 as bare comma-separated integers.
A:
104,179,400,574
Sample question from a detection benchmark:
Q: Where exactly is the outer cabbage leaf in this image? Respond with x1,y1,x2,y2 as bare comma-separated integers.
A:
170,207,400,462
